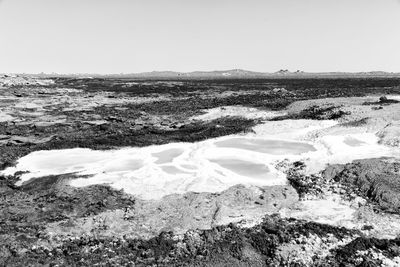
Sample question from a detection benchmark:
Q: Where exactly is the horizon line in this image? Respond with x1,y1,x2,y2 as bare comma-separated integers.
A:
1,69,399,76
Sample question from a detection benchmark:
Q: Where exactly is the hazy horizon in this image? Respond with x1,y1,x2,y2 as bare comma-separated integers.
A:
1,0,400,74
2,69,400,76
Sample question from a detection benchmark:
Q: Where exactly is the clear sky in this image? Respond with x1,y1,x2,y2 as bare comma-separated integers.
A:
1,0,400,74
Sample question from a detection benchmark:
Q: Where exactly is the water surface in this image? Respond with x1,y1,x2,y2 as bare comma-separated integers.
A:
215,137,316,155
210,158,270,179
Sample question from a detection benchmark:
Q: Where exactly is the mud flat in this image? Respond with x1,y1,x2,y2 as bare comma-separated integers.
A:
1,76,400,266
2,118,398,201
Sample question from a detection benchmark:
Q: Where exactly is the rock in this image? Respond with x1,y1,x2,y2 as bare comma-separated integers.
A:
379,96,399,104
106,116,123,122
379,96,388,102
2,135,54,145
272,88,289,94
377,122,400,147
271,105,349,121
46,184,299,241
82,120,109,126
323,158,400,213
330,237,400,266
363,96,400,106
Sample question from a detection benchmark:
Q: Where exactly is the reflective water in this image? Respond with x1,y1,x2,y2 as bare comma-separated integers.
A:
152,148,183,164
2,119,397,200
210,158,270,179
161,165,191,175
215,137,316,155
343,136,366,147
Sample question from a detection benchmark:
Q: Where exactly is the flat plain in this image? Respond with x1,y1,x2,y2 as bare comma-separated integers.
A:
1,75,400,266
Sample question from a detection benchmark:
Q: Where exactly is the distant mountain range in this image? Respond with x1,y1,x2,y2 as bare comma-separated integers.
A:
130,69,265,78
102,69,400,78
6,69,400,79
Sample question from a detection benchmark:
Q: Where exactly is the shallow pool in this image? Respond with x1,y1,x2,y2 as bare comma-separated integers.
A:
343,136,366,147
152,148,183,164
215,137,316,155
2,119,397,200
210,158,270,179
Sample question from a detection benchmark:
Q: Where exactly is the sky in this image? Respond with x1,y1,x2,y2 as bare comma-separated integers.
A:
0,0,400,74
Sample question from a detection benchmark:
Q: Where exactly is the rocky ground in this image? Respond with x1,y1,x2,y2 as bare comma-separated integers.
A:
1,75,400,266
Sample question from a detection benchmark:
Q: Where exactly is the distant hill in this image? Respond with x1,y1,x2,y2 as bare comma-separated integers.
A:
101,70,400,79
115,69,265,78
7,70,400,79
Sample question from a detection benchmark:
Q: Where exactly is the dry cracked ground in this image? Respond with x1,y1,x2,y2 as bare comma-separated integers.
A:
1,74,400,266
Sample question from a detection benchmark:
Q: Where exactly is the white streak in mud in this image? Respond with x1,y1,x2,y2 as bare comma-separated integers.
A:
0,112,14,122
1,119,399,200
387,94,400,101
190,106,284,121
